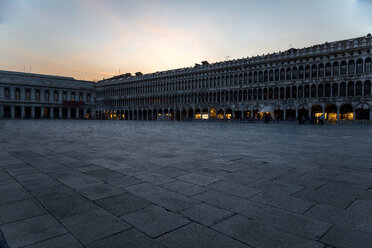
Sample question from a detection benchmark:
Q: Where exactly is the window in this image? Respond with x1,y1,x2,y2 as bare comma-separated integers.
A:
348,60,355,74
356,59,363,73
325,63,332,76
4,88,10,99
15,88,20,100
333,62,339,76
35,90,40,101
45,90,49,101
26,89,30,100
340,61,347,75
54,91,58,101
366,58,372,73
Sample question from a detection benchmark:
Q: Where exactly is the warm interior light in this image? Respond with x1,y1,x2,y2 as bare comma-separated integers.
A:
195,114,201,119
202,114,209,119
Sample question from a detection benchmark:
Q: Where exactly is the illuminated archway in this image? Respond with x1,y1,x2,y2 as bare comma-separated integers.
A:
340,104,353,120
217,109,224,120
325,104,337,122
210,107,216,119
226,109,232,120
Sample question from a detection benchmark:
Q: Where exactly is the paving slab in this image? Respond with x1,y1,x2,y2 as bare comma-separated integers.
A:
212,215,324,248
86,228,166,248
158,222,249,248
180,203,234,226
177,173,220,186
121,205,190,238
1,214,67,248
24,234,82,248
61,209,130,244
94,192,153,216
0,198,47,224
321,225,372,248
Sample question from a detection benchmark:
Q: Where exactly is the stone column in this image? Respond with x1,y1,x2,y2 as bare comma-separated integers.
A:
11,106,15,119
31,107,35,119
0,105,3,118
84,108,87,119
68,108,71,119
76,108,80,119
370,109,372,121
59,108,62,119
21,106,25,119
337,108,340,122
41,107,45,118
50,108,54,119
295,107,298,119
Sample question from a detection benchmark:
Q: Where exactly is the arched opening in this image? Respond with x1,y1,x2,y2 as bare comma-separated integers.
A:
25,107,31,119
44,107,50,119
364,81,371,96
181,109,186,120
234,110,242,120
243,110,251,120
169,109,174,121
35,107,41,119
340,104,353,120
356,82,362,96
311,105,323,118
286,108,296,120
298,107,308,120
14,107,21,119
148,110,152,121
3,106,11,118
340,83,346,97
152,109,157,121
195,108,201,120
62,108,68,119
210,108,216,119
202,108,208,120
274,109,284,120
325,104,338,122
71,108,76,119
134,110,138,120
355,104,370,120
138,110,142,120
78,109,84,119
143,110,147,121
187,108,193,120
129,110,133,120
175,109,180,121
225,109,232,120
348,82,354,97
332,84,338,97
217,109,224,120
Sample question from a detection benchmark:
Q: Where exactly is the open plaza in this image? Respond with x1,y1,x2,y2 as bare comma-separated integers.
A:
0,120,371,248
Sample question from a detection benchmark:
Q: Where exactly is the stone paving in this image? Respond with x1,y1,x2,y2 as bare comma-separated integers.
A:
0,120,372,248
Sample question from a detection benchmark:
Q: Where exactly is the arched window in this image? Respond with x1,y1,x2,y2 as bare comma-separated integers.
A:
292,67,298,79
54,91,58,101
348,82,354,96
318,84,324,98
286,68,291,80
356,81,362,96
259,71,263,82
87,93,91,102
274,87,279,99
332,83,338,97
325,63,332,76
356,59,363,74
340,83,346,96
15,88,20,100
263,88,268,100
318,64,324,77
280,69,285,81
325,83,331,97
254,72,258,83
258,89,262,100
286,86,290,99
292,86,297,99
304,85,309,98
311,64,317,78
348,60,355,74
45,90,49,101
299,66,304,78
280,87,284,99
364,81,371,96
311,85,316,98
248,73,252,83
264,71,268,82
269,70,274,81
269,88,273,99
275,69,279,81
298,86,303,98
4,88,10,99
333,62,339,76
366,58,372,73
305,65,310,78
340,61,347,75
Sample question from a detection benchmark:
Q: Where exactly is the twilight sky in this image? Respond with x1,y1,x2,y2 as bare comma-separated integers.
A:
0,0,371,81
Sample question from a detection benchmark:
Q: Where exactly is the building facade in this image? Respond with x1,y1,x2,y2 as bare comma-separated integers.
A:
0,70,96,119
96,34,372,122
1,34,372,121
